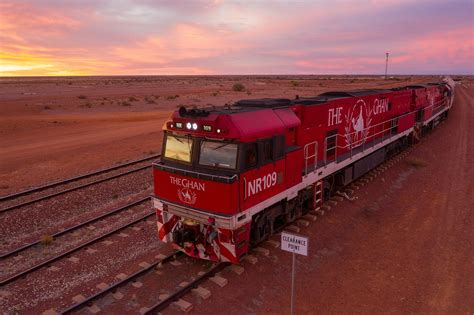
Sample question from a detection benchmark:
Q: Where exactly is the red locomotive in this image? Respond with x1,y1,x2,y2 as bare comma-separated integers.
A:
152,77,455,263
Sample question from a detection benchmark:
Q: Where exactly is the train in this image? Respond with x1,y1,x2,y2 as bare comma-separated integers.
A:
152,77,455,263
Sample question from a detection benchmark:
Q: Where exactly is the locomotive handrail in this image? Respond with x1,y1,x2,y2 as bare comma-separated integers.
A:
303,141,318,175
322,98,449,165
153,162,238,183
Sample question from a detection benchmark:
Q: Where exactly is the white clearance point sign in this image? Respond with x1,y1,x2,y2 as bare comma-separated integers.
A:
281,232,308,256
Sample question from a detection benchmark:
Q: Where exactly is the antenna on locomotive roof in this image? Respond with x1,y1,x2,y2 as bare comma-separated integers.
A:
385,52,389,79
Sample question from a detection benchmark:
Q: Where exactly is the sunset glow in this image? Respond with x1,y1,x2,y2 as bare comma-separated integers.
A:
0,0,472,76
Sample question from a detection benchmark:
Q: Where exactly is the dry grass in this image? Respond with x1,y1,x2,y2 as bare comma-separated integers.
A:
406,157,427,168
232,83,245,92
40,235,54,246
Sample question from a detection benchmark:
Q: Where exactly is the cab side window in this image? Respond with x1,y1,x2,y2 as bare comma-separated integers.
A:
244,143,257,169
273,135,285,159
263,139,273,162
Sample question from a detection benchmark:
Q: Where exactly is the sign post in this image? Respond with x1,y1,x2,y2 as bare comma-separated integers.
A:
281,232,309,315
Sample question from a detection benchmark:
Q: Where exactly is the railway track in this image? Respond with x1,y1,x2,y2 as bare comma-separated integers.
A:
0,197,150,260
59,251,228,315
59,252,180,314
0,197,153,286
0,154,159,213
143,262,228,314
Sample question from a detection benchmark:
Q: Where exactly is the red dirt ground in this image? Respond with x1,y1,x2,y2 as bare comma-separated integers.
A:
1,76,472,314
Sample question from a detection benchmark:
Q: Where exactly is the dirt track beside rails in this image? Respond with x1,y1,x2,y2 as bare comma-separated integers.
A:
191,84,474,314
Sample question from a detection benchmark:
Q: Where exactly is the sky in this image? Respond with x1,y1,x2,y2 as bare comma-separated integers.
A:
0,0,473,76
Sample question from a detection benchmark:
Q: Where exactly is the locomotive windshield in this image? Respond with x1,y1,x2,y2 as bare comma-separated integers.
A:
199,140,238,169
164,134,193,162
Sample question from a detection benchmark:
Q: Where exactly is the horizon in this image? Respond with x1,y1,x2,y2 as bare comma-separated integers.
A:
1,0,473,76
0,74,470,79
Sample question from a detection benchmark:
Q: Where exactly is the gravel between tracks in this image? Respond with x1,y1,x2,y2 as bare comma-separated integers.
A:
0,169,152,252
0,197,152,280
0,213,165,313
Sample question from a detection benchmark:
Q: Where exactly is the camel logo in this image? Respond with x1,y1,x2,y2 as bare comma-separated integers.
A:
177,187,197,205
344,99,372,147
427,89,439,107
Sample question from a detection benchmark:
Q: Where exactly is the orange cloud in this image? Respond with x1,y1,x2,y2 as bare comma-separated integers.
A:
0,1,472,76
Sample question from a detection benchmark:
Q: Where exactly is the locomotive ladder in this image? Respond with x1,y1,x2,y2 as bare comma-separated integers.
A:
313,180,324,212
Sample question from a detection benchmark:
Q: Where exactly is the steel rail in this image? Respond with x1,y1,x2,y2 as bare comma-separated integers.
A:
145,262,229,314
0,154,159,202
0,203,153,286
0,197,150,259
59,252,182,314
0,162,154,214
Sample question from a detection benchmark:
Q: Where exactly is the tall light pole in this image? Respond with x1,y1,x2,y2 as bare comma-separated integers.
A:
385,52,389,79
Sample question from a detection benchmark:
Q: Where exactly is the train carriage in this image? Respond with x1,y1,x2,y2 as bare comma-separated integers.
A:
152,78,455,263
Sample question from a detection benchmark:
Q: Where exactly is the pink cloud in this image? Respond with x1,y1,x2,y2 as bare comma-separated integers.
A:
0,0,472,76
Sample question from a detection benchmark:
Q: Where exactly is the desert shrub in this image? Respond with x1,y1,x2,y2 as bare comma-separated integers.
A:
211,91,219,96
77,95,87,99
41,235,54,246
128,96,139,102
121,101,131,106
290,80,299,87
166,95,179,100
406,157,427,168
43,105,52,110
232,83,245,92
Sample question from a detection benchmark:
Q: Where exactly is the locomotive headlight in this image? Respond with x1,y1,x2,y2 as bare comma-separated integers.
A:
192,122,198,130
186,122,192,130
217,128,221,134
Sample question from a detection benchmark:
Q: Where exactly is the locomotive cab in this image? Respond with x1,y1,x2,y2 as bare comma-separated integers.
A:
153,105,298,263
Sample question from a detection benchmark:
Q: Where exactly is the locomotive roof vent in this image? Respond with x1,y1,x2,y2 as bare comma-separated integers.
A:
178,106,210,118
405,85,427,89
318,91,354,98
319,89,390,98
291,97,327,105
234,98,292,108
